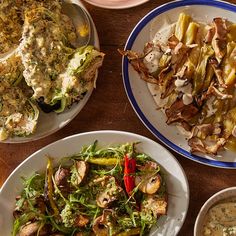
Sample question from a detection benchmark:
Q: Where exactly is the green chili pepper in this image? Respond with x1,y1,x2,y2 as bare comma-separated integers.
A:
46,158,59,216
88,157,121,165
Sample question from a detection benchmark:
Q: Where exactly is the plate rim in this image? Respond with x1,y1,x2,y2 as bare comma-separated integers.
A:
2,0,100,144
84,0,149,9
0,130,189,236
122,0,236,169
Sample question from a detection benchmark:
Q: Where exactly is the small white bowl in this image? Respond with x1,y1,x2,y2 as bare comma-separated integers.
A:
194,187,236,236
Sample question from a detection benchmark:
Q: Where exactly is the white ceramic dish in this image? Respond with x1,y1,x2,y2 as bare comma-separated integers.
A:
84,0,149,9
122,0,236,168
194,186,236,236
4,0,100,143
0,130,189,236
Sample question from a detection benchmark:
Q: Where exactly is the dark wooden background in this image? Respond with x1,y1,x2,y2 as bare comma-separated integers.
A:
1,0,236,235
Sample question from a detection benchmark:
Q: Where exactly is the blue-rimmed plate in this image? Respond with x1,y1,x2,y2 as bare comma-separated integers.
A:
122,0,236,168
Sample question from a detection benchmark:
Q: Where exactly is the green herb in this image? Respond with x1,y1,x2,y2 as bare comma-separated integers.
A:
13,141,167,236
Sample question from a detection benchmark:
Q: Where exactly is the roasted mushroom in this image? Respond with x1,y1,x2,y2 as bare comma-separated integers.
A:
135,173,161,195
92,216,108,236
54,167,70,189
188,136,226,155
118,49,158,84
95,176,123,208
71,161,89,186
74,215,89,227
135,161,162,195
92,210,115,236
190,123,222,139
204,27,215,44
165,99,199,125
18,222,48,236
212,17,227,63
206,84,232,99
141,195,167,217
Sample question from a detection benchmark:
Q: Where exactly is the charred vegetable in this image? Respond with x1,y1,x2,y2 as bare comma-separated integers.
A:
120,12,236,155
13,141,167,236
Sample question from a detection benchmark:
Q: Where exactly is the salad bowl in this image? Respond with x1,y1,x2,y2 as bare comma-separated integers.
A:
0,130,189,235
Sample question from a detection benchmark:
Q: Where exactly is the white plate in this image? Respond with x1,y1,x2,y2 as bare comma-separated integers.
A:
122,0,236,168
0,130,189,236
4,0,100,143
194,187,236,236
84,0,149,9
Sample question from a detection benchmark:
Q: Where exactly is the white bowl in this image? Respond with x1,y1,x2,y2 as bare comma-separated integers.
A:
194,187,236,236
0,130,189,236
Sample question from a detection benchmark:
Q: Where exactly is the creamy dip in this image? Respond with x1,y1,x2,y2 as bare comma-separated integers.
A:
202,197,236,236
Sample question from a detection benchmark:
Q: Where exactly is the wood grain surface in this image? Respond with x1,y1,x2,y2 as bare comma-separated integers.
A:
1,0,236,235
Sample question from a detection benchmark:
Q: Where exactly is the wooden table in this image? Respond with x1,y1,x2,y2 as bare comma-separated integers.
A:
1,0,236,235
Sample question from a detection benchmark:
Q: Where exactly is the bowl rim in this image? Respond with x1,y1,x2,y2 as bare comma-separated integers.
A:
194,186,236,236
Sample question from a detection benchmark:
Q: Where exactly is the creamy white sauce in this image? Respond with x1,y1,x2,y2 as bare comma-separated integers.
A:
147,83,169,108
174,79,193,105
144,50,162,73
152,23,176,45
183,93,193,105
175,78,187,87
144,22,175,75
176,124,192,138
202,197,236,236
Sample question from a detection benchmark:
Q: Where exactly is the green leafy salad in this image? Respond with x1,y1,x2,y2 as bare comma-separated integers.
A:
12,142,168,236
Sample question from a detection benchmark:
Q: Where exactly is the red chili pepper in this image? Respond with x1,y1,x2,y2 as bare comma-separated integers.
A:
124,154,136,196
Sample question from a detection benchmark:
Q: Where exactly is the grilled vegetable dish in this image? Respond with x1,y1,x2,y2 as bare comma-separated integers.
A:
0,0,104,140
120,13,236,155
12,142,167,236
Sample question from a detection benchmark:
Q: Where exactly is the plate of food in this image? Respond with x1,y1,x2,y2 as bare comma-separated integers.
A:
0,0,104,143
83,0,149,9
120,0,236,168
194,186,236,236
0,130,189,236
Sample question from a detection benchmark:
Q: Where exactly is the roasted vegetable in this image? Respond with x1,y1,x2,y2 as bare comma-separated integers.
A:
13,142,168,236
124,153,136,196
120,12,236,155
175,13,191,42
